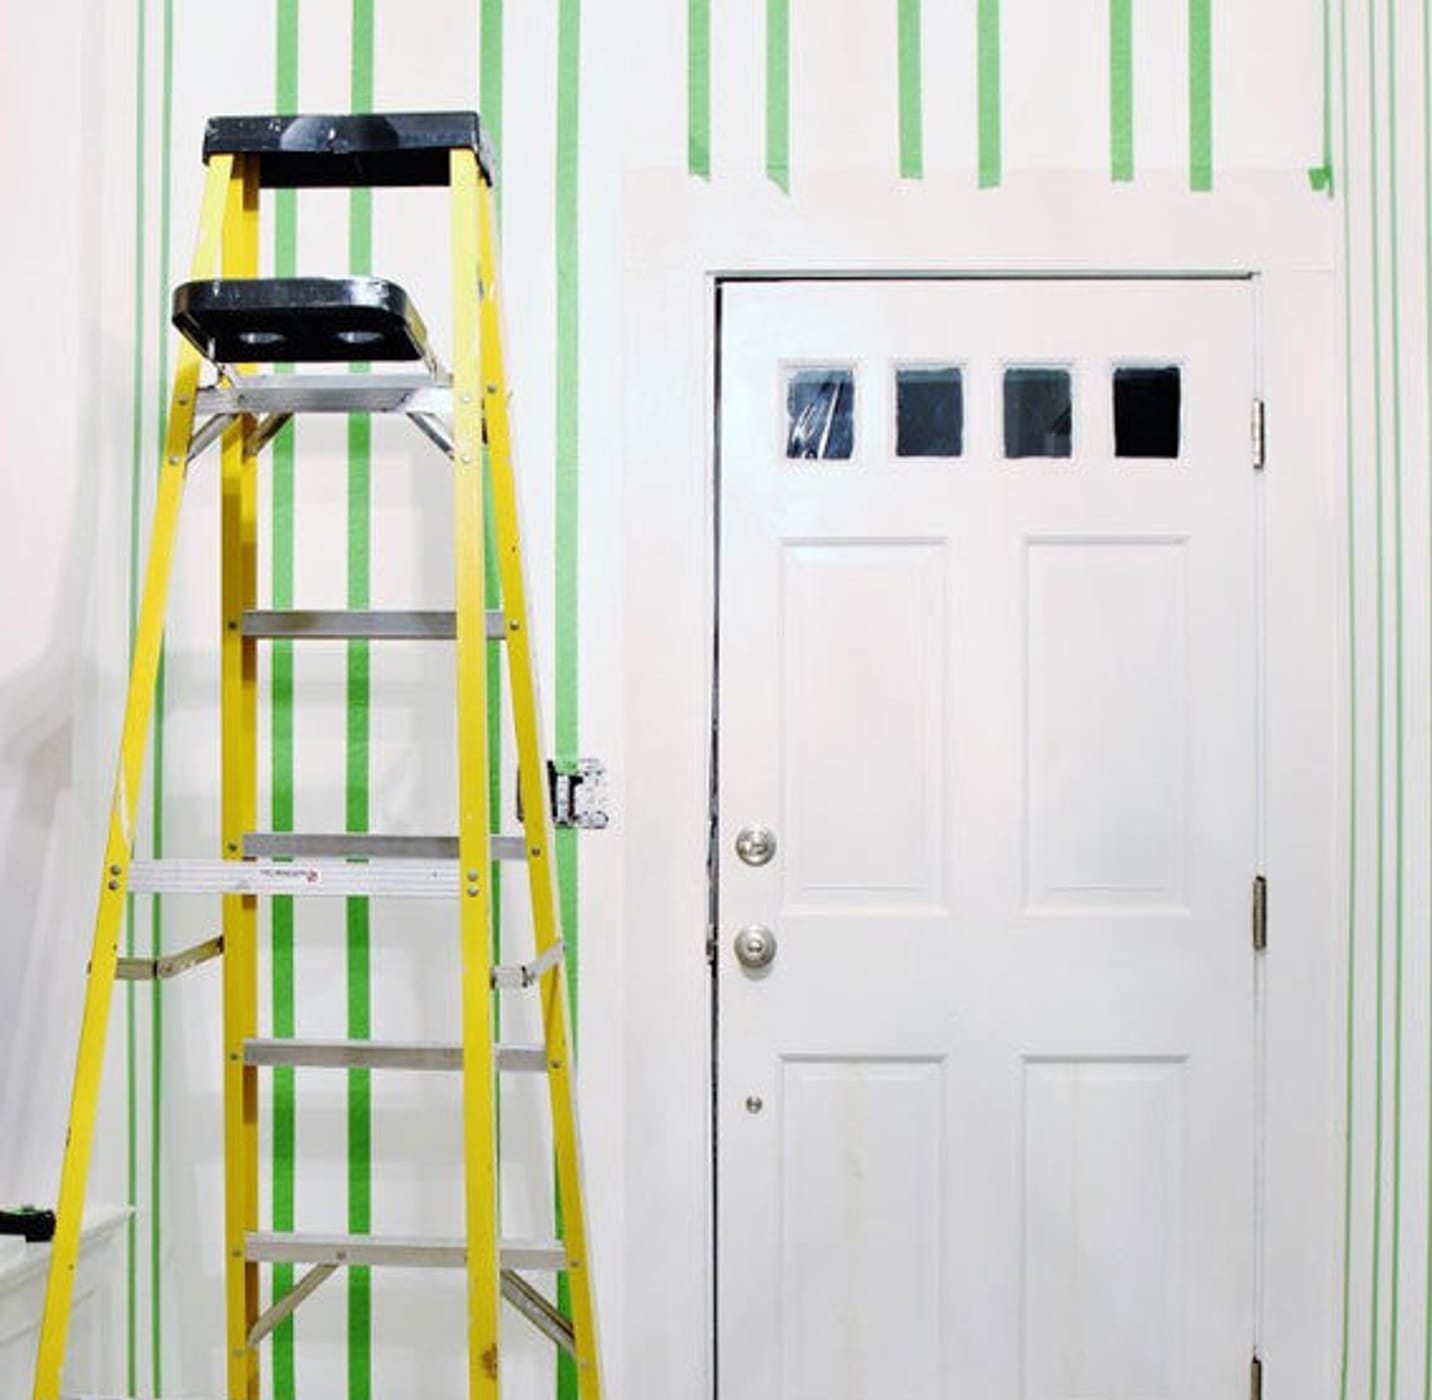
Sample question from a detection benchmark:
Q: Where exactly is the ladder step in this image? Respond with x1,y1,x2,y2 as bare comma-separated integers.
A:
241,833,526,861
244,1038,548,1073
196,371,450,417
204,110,492,188
245,1231,566,1272
128,857,520,899
173,277,431,366
243,609,506,641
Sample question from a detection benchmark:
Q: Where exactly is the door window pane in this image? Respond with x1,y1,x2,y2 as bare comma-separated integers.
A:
1114,366,1182,458
787,368,856,460
896,367,964,458
1004,368,1073,459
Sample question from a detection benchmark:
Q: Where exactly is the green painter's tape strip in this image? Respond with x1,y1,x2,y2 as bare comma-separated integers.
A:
270,4,299,1393
348,5,374,1396
557,0,581,1394
125,0,148,1390
766,0,789,191
898,0,923,178
1424,0,1432,1382
1385,1,1407,1391
1110,0,1133,181
689,0,711,178
1364,0,1387,1386
481,0,503,204
1308,0,1334,191
1334,0,1354,1389
977,0,1001,187
1188,0,1212,190
150,2,175,1390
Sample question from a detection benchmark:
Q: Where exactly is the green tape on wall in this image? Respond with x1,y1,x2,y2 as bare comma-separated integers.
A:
348,3,374,1396
556,0,582,1393
1188,0,1212,189
1109,0,1133,181
766,0,789,191
270,2,299,1394
978,0,1001,187
898,0,923,178
689,0,711,178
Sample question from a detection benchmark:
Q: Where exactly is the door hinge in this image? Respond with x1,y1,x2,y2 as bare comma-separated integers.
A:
1250,1352,1264,1400
1253,874,1268,952
1252,398,1266,470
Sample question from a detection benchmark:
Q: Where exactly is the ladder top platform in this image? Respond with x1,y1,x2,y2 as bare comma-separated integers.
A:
203,111,493,187
172,276,431,365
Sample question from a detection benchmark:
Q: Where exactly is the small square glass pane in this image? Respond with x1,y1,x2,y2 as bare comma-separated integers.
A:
1004,367,1073,459
896,367,964,457
1114,366,1182,458
786,368,855,460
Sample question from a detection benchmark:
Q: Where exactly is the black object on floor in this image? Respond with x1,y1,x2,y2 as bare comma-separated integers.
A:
0,1206,56,1243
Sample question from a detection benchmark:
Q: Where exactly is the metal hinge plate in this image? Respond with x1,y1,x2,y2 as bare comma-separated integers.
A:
1253,875,1268,951
1250,1353,1263,1400
1252,398,1266,470
516,758,610,830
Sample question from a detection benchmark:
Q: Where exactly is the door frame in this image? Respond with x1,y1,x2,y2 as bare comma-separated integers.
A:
617,172,1340,1400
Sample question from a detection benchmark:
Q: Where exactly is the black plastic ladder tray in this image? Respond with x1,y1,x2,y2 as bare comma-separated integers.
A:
203,111,492,187
172,277,431,365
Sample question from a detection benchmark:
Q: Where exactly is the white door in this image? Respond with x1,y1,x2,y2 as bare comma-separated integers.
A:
717,279,1258,1400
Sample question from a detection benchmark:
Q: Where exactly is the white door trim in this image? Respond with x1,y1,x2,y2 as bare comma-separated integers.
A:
618,172,1340,1400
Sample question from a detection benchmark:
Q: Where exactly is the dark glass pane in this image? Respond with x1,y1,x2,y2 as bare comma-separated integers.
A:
1004,368,1073,459
1114,366,1182,458
786,368,855,460
896,367,964,457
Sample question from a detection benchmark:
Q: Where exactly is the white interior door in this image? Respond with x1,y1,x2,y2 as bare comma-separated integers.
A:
716,278,1259,1400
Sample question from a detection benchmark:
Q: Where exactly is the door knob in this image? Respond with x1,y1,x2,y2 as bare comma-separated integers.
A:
735,825,778,867
733,924,777,970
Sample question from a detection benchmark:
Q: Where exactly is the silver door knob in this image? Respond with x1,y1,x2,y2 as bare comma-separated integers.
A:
733,924,777,970
735,825,778,867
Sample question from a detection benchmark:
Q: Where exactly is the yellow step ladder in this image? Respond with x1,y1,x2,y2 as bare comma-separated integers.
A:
31,111,603,1400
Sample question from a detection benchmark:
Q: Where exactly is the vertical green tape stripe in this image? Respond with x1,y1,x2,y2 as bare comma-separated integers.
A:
1424,0,1432,1377
897,0,923,178
1309,0,1335,191
125,0,148,1390
689,0,711,178
766,0,789,191
150,2,175,1391
1385,0,1407,1390
271,2,299,1393
348,5,374,1397
556,1,581,1394
1365,0,1387,1386
1110,0,1134,181
1335,0,1356,1390
978,0,1001,187
1188,0,1212,190
481,0,503,200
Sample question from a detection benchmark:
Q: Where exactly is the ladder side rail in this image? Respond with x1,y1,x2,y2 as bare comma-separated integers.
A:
30,152,237,1400
449,148,502,1400
476,173,604,1398
220,154,262,1400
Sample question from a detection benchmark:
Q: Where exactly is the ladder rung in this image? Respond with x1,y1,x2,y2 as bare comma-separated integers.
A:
242,609,506,641
244,1038,548,1073
245,1231,566,1272
241,833,526,862
130,858,479,899
196,372,450,417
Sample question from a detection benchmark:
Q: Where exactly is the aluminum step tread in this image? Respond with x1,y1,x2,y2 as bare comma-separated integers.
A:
246,1231,566,1272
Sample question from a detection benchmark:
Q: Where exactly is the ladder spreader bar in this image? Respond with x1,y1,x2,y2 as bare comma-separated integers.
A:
502,1269,577,1356
244,1038,547,1072
245,1231,566,1272
240,832,526,861
241,609,506,641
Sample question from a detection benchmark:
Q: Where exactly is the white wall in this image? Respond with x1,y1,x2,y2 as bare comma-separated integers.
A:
0,1,1362,1398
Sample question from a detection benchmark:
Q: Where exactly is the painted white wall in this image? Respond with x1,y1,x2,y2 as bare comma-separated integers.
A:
0,0,1364,1397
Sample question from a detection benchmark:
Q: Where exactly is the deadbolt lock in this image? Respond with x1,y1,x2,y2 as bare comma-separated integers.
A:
735,824,777,867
